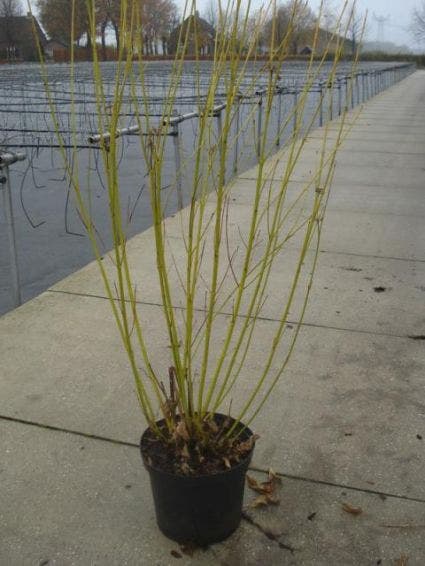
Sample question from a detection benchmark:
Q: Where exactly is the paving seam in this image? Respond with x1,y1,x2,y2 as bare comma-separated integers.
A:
311,121,425,126
216,199,425,219
240,513,295,554
318,249,425,263
307,137,425,143
240,175,425,190
0,414,138,448
233,178,425,189
304,149,425,156
46,289,422,341
326,128,425,133
343,124,425,128
248,465,425,505
2,414,424,505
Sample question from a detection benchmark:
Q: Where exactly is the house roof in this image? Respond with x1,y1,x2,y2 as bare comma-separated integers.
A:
46,39,68,48
0,14,47,47
171,13,216,39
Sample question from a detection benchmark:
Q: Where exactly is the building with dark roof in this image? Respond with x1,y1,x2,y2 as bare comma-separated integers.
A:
0,13,47,62
169,12,216,56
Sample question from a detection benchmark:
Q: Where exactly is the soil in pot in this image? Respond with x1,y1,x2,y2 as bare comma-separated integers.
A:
140,413,256,545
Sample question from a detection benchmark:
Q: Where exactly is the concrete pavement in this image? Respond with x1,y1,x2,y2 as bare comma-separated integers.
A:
1,71,425,565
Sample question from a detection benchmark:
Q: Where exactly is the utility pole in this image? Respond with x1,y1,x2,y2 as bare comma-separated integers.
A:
373,13,390,44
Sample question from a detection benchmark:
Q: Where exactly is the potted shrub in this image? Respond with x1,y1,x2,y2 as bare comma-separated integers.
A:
38,0,355,546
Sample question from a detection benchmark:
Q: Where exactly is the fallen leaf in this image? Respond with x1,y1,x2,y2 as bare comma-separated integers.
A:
180,543,197,557
223,457,231,469
342,502,363,516
247,471,281,496
170,550,182,559
247,475,263,492
307,512,317,521
262,482,275,494
251,495,269,508
250,494,280,508
247,475,273,494
265,494,280,505
395,555,409,566
268,468,282,484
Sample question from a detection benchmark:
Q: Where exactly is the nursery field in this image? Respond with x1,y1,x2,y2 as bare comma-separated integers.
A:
0,60,412,315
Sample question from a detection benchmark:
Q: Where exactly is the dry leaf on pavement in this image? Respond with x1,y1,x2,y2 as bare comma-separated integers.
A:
247,469,281,507
251,494,280,508
342,502,363,515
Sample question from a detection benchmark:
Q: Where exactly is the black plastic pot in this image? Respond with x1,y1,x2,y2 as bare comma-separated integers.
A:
140,415,254,545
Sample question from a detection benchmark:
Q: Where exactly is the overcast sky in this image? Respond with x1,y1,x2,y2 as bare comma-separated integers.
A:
309,0,418,49
191,0,420,49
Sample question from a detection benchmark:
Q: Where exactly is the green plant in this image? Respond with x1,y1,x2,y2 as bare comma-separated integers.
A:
36,0,356,473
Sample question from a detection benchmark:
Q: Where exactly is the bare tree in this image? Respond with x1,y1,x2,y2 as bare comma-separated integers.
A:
263,4,290,52
0,0,22,17
345,3,367,55
288,0,316,53
137,0,178,55
321,0,337,31
37,0,89,46
411,1,425,43
263,0,316,55
97,0,122,57
158,0,179,55
203,0,218,29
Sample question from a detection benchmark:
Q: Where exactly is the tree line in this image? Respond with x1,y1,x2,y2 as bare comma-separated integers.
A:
0,0,178,57
36,0,179,56
1,0,424,59
1,0,358,57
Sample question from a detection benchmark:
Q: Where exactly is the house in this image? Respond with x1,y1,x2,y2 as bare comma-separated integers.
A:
169,12,215,56
260,26,351,57
299,45,313,55
0,13,47,62
312,28,352,56
45,39,68,61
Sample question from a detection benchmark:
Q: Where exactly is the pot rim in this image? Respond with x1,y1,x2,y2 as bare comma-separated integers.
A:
140,412,254,480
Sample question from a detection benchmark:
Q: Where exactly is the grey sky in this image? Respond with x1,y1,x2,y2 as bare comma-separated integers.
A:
193,0,420,49
309,0,418,48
